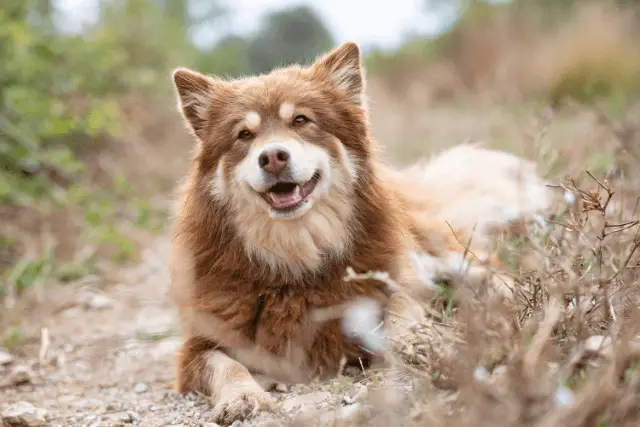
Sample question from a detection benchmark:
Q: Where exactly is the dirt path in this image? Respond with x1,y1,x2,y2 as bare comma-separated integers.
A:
1,236,388,427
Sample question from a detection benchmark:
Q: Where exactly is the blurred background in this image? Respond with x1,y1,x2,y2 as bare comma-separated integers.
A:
2,0,640,328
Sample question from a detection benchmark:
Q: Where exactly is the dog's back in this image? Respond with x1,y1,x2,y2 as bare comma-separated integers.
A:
382,143,553,288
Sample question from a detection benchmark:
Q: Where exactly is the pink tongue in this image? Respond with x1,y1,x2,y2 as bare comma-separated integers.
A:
269,186,302,208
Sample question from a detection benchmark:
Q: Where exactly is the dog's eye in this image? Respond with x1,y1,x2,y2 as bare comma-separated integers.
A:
238,129,254,140
293,115,310,126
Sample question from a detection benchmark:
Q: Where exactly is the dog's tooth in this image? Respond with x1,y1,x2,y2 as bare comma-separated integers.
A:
293,185,301,201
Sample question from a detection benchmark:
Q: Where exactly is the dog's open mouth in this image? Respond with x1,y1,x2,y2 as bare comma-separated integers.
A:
261,172,321,212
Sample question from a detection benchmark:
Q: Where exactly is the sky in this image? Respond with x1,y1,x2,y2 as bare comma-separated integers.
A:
218,0,452,50
54,0,454,52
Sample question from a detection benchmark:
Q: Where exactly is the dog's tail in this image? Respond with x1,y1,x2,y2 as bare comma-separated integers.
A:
390,143,554,252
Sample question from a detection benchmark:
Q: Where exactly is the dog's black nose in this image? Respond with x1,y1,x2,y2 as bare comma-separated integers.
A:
258,148,290,175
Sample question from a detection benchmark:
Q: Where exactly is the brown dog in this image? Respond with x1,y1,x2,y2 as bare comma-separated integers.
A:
169,41,552,424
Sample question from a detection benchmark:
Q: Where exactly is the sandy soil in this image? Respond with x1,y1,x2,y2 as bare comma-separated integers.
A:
0,235,406,427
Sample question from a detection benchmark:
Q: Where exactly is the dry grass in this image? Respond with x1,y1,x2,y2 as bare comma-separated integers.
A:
280,104,640,426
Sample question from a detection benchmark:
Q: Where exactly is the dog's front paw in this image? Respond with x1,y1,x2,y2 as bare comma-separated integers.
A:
212,383,277,425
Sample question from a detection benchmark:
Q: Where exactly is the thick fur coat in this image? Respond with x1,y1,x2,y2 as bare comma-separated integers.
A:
168,42,552,424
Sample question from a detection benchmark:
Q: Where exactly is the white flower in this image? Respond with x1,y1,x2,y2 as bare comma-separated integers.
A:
473,366,490,382
554,385,574,407
564,191,576,205
342,298,386,352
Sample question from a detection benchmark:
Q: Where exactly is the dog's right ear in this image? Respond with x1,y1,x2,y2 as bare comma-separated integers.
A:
172,67,216,138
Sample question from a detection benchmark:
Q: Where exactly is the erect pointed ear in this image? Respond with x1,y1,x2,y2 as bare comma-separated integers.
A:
172,67,216,137
313,41,365,105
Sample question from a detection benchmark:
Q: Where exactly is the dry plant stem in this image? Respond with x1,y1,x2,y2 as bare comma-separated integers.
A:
39,327,50,366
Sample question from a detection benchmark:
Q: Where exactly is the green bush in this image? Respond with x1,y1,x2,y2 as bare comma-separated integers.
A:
0,5,124,204
0,0,201,202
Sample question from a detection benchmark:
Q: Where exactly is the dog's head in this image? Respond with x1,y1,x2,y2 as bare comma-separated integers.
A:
172,42,373,275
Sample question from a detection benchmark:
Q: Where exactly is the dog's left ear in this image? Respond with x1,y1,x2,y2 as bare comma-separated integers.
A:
313,41,365,106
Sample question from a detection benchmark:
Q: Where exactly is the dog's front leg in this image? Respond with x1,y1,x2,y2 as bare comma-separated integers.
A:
176,336,276,425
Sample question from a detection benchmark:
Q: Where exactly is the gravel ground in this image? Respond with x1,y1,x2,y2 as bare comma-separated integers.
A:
0,236,411,427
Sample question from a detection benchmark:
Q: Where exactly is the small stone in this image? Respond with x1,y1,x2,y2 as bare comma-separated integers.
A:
274,383,288,393
9,365,34,385
128,412,140,424
78,291,114,310
119,411,139,424
83,414,99,424
203,423,221,427
87,294,114,310
61,307,82,318
133,382,148,394
76,399,105,411
2,401,48,426
230,421,244,427
341,395,354,405
282,391,331,413
0,348,14,365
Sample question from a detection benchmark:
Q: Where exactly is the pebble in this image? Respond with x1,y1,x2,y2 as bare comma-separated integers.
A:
133,382,149,394
9,365,34,385
282,391,331,413
341,395,354,405
61,307,82,318
230,421,244,427
78,292,115,310
75,398,104,410
203,423,221,427
83,414,99,424
0,348,14,365
2,401,48,427
119,411,140,424
274,383,288,393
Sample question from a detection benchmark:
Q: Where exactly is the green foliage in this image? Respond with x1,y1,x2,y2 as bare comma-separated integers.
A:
246,5,334,74
547,59,640,107
1,0,185,297
0,5,122,204
1,0,200,204
3,324,22,350
196,35,251,78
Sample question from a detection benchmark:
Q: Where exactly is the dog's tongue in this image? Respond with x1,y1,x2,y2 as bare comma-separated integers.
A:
269,185,302,208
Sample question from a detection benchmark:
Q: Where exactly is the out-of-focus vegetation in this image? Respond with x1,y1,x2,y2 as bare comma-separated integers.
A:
2,0,640,308
369,0,640,106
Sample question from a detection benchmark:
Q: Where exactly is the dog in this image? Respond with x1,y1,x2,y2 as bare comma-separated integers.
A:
168,41,553,424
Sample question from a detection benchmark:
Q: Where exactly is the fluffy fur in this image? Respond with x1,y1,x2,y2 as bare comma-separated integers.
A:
168,41,553,424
